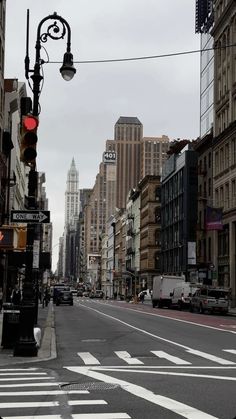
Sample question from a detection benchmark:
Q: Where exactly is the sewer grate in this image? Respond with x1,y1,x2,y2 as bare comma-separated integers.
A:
61,382,120,391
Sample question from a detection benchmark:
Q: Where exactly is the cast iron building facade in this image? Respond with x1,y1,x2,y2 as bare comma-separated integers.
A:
161,143,198,280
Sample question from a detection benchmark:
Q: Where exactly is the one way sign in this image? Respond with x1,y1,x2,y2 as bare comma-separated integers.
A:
11,210,50,223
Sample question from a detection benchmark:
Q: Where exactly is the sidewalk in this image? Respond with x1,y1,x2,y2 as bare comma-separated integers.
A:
0,301,56,365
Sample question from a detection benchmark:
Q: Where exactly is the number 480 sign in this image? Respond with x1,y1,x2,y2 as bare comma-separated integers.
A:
103,151,116,163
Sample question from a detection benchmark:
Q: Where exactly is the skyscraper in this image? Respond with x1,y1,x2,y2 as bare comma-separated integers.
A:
65,158,80,226
141,136,170,178
114,116,143,209
62,158,80,279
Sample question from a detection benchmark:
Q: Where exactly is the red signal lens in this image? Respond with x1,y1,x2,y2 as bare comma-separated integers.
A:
23,115,38,131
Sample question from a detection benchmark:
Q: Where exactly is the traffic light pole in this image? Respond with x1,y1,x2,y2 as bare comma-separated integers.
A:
14,10,76,356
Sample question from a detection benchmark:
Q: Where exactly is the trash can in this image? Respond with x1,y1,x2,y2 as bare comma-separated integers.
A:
1,303,20,349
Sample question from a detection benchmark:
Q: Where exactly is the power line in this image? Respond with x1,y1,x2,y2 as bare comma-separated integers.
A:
46,43,236,65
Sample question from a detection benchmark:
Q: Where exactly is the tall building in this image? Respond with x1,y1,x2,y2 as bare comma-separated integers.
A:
65,158,80,226
62,158,80,280
161,142,198,280
200,32,214,138
84,144,116,286
114,116,143,209
141,136,170,179
210,1,236,303
0,0,6,225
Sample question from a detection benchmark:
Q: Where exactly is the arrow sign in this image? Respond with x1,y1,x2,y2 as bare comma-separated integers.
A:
10,210,50,223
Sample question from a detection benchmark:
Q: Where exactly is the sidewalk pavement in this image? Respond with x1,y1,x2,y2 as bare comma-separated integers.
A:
0,301,56,365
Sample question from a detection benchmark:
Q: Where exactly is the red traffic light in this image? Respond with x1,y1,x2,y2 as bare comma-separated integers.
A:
22,115,38,131
20,115,39,165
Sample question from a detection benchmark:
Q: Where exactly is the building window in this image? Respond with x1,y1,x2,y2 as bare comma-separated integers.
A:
208,178,211,197
208,237,211,262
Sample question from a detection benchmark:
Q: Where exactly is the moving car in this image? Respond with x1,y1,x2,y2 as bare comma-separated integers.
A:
56,290,73,306
190,287,230,314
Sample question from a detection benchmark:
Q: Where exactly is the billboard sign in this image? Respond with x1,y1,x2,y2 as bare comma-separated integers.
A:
87,254,101,270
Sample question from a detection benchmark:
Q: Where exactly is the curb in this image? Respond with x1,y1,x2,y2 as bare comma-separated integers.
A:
0,301,57,365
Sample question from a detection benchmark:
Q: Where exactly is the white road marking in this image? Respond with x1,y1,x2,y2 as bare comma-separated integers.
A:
0,372,47,376
0,376,54,381
6,415,130,419
66,366,219,419
151,350,191,365
0,400,107,408
0,368,38,371
0,390,89,396
186,349,235,365
77,352,101,365
223,349,236,354
71,415,130,419
76,304,236,364
115,351,143,365
0,382,65,388
94,366,236,381
79,300,236,335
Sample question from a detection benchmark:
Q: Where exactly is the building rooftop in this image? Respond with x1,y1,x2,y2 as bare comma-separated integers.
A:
116,116,142,125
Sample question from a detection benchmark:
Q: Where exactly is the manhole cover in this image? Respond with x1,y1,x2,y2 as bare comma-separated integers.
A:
61,382,120,391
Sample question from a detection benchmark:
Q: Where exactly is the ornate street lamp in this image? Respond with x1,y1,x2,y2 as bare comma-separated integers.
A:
14,11,76,357
25,10,76,116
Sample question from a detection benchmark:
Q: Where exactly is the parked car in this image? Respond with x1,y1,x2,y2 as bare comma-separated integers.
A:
70,289,77,296
190,287,230,314
170,283,199,310
56,290,73,306
77,289,83,297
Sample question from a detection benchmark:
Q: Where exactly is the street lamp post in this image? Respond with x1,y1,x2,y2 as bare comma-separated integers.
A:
14,11,76,357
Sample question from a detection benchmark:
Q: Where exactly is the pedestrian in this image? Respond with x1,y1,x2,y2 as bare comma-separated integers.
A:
140,292,145,304
0,287,3,313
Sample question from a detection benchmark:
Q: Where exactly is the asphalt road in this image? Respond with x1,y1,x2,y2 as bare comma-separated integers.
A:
0,298,236,419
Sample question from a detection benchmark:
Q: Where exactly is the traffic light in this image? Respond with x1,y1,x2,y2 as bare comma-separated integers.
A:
0,227,14,249
20,114,39,165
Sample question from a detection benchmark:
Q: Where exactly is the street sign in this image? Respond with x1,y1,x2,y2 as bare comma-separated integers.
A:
10,210,50,223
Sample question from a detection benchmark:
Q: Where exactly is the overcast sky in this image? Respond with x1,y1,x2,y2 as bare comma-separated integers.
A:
5,0,200,270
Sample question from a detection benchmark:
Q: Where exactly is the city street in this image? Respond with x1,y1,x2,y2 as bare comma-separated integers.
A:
0,299,236,419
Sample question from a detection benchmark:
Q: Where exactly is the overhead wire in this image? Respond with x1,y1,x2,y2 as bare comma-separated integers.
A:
45,43,236,65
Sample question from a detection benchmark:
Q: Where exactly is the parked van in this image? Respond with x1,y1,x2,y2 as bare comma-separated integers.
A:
152,275,185,308
171,282,199,310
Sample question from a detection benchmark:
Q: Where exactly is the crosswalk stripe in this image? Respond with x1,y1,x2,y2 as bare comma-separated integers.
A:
0,372,47,376
114,351,143,365
0,382,64,388
0,400,107,408
0,390,89,396
3,414,131,419
223,349,236,355
77,352,101,365
186,349,235,365
151,350,191,365
0,376,54,381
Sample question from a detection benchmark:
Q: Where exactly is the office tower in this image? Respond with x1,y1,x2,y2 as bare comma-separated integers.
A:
141,136,170,178
211,1,236,302
114,116,143,209
65,158,80,226
62,158,80,280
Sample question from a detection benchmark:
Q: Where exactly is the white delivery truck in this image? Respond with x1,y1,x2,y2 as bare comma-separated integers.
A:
152,275,185,308
171,282,199,310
